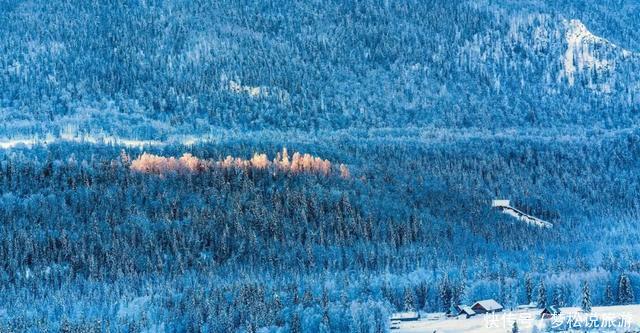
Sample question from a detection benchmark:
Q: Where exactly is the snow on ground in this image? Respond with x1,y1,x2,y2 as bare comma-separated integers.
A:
395,305,640,333
1,125,639,151
499,206,553,229
563,19,614,87
0,135,166,149
0,138,36,149
561,19,638,92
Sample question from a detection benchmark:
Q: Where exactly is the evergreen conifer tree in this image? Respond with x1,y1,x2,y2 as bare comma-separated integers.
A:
552,287,564,307
537,281,547,308
525,275,533,304
404,287,415,311
291,313,301,333
618,274,635,305
604,283,614,305
581,281,591,313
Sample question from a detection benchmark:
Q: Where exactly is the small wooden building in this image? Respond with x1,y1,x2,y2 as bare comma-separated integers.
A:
447,305,476,318
540,306,561,319
471,299,504,314
446,305,458,317
492,199,511,208
458,306,476,318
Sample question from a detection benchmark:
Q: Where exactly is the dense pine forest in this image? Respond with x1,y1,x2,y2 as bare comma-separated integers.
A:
1,132,640,331
2,0,640,137
1,0,640,332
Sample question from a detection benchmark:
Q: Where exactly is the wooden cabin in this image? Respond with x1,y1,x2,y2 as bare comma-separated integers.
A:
540,306,561,319
471,299,504,314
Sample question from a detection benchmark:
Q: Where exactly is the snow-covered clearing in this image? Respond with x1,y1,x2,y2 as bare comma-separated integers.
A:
0,135,166,149
395,305,640,333
1,125,639,151
563,19,614,87
561,19,638,92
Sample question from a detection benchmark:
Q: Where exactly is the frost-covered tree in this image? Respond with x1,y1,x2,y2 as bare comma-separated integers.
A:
581,281,591,313
552,287,564,307
415,282,428,311
290,313,301,333
525,275,533,304
536,281,547,309
618,274,635,305
404,288,416,311
604,283,614,306
439,277,453,311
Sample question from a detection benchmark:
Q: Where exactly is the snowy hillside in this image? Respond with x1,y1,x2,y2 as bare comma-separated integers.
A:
1,1,640,332
1,1,639,138
562,19,638,91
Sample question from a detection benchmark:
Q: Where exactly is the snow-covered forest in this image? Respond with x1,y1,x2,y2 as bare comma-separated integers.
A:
1,0,640,138
1,133,640,332
1,0,640,332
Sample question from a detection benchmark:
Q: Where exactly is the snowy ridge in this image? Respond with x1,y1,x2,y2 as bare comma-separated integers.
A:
461,12,640,97
562,19,636,90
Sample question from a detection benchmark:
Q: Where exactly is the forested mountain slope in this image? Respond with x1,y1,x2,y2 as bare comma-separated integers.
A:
1,1,640,332
2,133,640,331
1,0,639,138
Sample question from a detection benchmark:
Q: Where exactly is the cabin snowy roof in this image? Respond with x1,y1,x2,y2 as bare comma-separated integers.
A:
459,306,475,315
492,199,511,207
541,306,561,314
472,299,503,311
